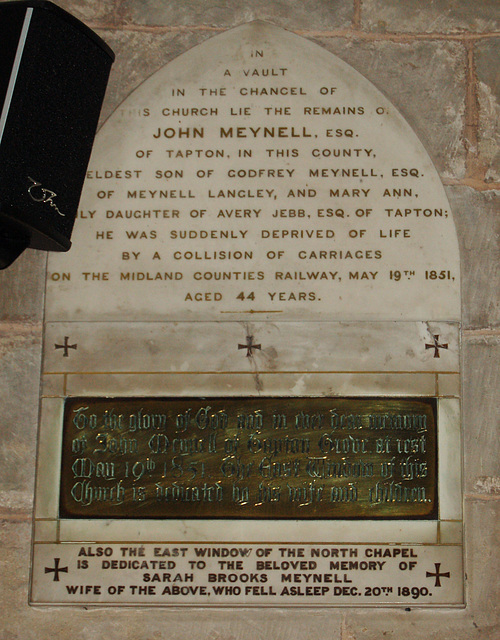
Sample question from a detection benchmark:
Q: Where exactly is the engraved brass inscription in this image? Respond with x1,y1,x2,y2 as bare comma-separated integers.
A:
60,397,437,519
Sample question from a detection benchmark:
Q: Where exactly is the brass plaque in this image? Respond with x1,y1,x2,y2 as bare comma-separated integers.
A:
60,397,437,519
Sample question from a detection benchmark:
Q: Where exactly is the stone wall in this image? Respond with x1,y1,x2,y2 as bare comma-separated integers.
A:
0,0,498,637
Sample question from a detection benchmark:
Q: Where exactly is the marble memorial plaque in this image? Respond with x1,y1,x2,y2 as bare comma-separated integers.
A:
31,22,463,607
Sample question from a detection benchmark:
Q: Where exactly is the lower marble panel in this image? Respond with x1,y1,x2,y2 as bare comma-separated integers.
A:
30,541,463,606
30,394,463,606
33,319,463,607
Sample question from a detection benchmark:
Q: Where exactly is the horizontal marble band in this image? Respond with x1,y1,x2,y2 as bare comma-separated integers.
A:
43,320,460,373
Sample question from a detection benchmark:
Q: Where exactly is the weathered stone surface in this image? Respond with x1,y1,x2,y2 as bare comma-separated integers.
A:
446,186,500,329
476,38,500,106
0,328,42,500
476,38,500,182
120,0,352,30
464,499,500,631
96,30,214,125
462,336,500,494
49,0,118,25
0,250,46,322
315,39,466,178
473,477,500,494
361,0,500,34
343,611,478,640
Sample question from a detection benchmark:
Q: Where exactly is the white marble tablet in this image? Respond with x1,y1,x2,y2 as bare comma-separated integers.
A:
31,22,463,607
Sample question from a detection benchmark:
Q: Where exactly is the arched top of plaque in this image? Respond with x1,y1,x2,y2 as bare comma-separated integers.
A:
46,21,460,322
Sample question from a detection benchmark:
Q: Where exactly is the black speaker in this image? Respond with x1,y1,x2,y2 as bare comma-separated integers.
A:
0,0,114,269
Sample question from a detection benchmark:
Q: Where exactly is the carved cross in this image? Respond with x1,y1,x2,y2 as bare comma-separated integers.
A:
54,336,77,357
45,557,69,582
425,334,448,358
238,335,261,357
426,562,450,587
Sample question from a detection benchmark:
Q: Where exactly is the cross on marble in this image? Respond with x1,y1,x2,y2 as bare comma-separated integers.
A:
238,335,261,357
426,562,450,587
425,334,448,358
54,336,77,357
45,557,69,582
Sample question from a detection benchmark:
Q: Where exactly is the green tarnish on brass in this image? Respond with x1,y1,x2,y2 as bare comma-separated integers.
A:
60,397,437,519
